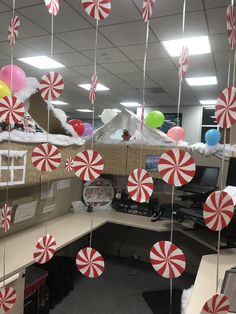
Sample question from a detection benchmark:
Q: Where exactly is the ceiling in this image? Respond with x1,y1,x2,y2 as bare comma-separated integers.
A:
0,0,232,119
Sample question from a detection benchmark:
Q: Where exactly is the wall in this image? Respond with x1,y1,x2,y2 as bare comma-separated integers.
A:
0,178,83,238
137,106,203,144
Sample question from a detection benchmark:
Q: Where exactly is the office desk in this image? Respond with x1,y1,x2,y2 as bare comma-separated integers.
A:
187,249,236,314
0,210,176,281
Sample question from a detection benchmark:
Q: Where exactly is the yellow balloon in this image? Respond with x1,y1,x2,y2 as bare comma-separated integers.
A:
0,80,11,99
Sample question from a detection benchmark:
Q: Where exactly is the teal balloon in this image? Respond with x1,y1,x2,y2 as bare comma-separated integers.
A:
205,129,221,146
145,111,165,128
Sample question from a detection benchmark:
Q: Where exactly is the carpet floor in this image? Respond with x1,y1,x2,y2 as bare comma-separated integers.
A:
51,256,195,314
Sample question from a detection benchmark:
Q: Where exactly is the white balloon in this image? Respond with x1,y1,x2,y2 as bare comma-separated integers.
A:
101,109,118,124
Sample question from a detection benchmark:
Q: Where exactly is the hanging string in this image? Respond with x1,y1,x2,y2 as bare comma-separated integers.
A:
89,18,99,248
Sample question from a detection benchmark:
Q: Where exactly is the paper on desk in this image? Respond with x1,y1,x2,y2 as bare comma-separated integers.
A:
13,201,37,223
224,186,236,205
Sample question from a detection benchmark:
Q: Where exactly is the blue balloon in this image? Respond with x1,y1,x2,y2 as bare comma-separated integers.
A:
205,129,221,146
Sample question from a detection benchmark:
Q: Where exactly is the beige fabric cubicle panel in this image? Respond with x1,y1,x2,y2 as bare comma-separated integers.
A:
85,143,128,176
0,142,85,187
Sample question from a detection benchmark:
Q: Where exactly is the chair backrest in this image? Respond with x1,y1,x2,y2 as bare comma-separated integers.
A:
226,157,236,187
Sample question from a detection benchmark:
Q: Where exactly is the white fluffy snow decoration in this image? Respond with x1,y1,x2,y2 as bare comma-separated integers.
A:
190,142,236,160
0,149,27,158
51,107,78,137
0,130,84,146
181,286,193,314
15,77,39,103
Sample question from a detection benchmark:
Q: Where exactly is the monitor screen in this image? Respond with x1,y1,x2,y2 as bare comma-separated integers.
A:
145,155,160,172
227,157,236,186
191,166,219,187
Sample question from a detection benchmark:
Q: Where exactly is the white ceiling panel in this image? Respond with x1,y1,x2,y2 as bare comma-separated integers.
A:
205,0,229,9
207,7,227,35
57,29,113,51
211,34,229,53
18,2,91,34
119,43,168,61
1,0,42,8
99,21,156,46
54,52,93,67
72,64,110,77
135,58,176,72
151,11,208,41
19,35,74,55
102,61,141,74
82,48,129,64
148,69,178,81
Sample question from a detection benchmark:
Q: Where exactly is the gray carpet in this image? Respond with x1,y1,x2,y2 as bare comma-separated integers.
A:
51,256,195,314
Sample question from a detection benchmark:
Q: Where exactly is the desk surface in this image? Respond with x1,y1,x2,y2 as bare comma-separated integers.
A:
187,249,236,314
0,210,174,281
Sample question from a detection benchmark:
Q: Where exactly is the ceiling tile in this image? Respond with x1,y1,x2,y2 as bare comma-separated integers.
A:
102,61,141,74
135,58,176,72
211,34,229,53
1,0,42,8
207,7,227,35
18,2,91,34
73,64,110,77
205,0,229,9
81,48,129,64
57,29,113,51
151,11,208,41
119,43,168,61
54,52,93,67
19,35,74,54
99,21,156,46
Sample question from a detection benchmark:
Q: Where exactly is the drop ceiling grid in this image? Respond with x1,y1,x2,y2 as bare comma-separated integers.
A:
0,0,232,116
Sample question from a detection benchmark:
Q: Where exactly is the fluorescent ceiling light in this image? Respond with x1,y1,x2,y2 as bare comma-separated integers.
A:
200,99,217,105
186,76,217,86
120,102,141,107
162,36,211,57
18,56,65,69
78,83,110,91
76,109,93,112
51,100,69,105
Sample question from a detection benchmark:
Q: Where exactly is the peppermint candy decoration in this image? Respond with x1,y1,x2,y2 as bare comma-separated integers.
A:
201,294,229,314
8,15,20,46
76,247,105,278
178,46,190,81
0,287,17,313
158,149,196,187
81,0,111,20
44,0,59,16
127,168,154,203
142,0,156,22
215,87,236,129
1,204,11,233
32,143,61,172
150,241,186,279
204,191,234,231
0,96,24,124
226,5,236,50
65,157,74,172
39,72,64,101
89,72,98,105
73,149,104,181
33,234,57,264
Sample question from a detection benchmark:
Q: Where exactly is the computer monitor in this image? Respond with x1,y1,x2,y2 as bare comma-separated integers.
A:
226,157,236,186
191,166,219,187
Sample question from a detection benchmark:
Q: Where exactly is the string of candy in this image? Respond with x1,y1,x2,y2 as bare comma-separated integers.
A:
215,0,235,292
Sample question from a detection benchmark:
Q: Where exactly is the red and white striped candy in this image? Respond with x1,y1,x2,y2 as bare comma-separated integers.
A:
44,0,59,16
158,149,196,187
0,96,24,124
32,144,61,172
150,241,186,279
76,247,105,278
178,46,190,81
1,204,11,233
142,0,156,23
201,294,229,314
65,157,74,172
81,0,111,20
0,287,16,313
33,234,57,264
89,72,98,105
39,72,64,102
8,15,20,46
127,168,154,203
204,191,234,231
215,87,236,129
226,5,236,50
73,149,104,181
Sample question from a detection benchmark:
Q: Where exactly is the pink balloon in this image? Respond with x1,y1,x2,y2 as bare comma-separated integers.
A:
167,126,185,141
0,65,27,92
